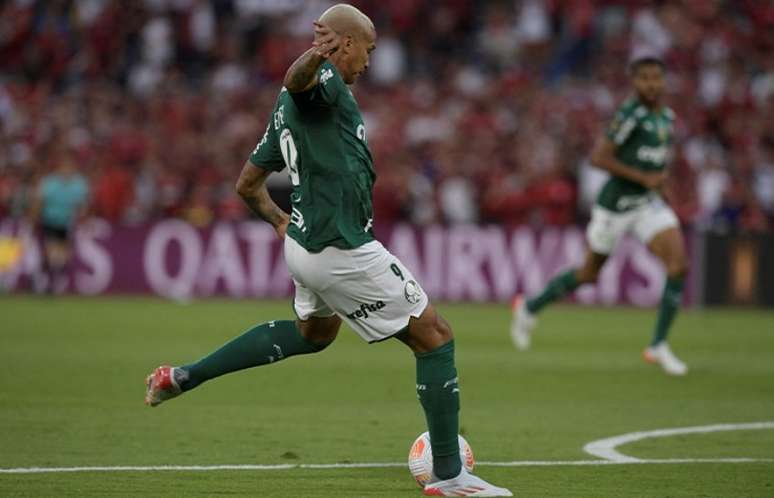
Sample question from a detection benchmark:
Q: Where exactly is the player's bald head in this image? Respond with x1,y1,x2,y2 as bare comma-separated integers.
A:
319,3,375,41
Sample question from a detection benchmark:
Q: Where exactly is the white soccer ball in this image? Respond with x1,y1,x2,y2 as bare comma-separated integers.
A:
407,432,475,487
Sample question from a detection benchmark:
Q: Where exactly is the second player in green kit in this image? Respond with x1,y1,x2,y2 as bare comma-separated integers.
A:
511,57,689,376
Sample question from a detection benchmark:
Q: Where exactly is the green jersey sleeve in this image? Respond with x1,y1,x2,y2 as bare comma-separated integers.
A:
249,118,286,172
287,62,342,110
605,101,641,146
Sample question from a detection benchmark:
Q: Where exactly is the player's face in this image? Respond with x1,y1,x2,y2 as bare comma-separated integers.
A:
342,30,376,84
632,64,665,106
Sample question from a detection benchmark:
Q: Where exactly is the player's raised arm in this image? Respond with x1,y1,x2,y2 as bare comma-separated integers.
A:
283,22,341,93
590,135,666,190
235,162,290,239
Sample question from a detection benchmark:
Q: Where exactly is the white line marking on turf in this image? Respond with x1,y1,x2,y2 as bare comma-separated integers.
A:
2,458,774,475
583,421,774,463
482,458,774,466
3,421,773,475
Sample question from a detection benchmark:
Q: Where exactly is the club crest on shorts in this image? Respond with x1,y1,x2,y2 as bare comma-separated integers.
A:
404,280,423,304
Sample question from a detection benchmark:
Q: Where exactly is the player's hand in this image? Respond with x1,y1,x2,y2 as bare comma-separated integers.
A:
312,21,340,58
638,171,667,190
274,219,289,240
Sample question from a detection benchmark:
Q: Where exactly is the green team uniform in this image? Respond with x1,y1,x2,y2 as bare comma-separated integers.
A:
597,97,675,212
172,62,464,486
248,62,427,343
249,61,375,253
525,97,686,369
587,97,679,254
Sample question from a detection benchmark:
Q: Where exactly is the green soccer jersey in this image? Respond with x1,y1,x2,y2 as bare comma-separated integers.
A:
249,62,375,253
596,97,675,212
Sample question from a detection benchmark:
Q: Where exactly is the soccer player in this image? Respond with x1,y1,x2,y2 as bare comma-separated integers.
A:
144,5,511,497
29,151,89,294
511,57,689,376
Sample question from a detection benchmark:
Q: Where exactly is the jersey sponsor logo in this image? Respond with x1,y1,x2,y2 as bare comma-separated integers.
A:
356,123,367,143
404,279,423,304
346,300,386,320
616,194,650,211
320,68,334,85
636,145,668,165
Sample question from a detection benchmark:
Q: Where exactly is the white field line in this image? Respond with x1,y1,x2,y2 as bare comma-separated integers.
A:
583,421,774,463
2,458,774,475
3,421,773,475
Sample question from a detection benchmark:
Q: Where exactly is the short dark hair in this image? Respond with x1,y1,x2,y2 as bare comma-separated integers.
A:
629,57,666,75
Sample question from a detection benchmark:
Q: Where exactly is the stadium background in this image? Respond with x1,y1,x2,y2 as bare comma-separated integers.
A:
0,0,773,304
1,3,774,498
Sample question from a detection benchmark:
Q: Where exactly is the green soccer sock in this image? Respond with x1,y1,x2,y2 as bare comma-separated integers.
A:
415,340,462,481
179,320,328,391
651,277,684,346
526,269,580,314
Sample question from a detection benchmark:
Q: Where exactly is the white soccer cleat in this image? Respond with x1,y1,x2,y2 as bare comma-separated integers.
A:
643,342,688,376
423,468,513,497
510,297,535,351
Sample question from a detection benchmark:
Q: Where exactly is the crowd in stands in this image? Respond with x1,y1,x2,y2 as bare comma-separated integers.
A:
1,0,772,232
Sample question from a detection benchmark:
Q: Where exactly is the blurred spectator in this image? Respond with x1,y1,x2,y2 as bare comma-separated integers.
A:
0,0,771,234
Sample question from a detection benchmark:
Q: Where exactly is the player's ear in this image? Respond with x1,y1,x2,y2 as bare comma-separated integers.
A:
343,35,353,53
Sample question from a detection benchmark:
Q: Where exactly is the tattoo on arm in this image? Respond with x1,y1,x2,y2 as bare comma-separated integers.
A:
240,185,289,229
283,48,325,93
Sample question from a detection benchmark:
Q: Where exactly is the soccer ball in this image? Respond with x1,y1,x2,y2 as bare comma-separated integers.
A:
407,432,475,487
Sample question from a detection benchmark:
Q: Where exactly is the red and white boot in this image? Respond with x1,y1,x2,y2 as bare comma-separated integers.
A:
144,365,184,407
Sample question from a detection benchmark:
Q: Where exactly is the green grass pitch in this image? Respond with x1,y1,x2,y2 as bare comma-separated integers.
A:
1,296,772,497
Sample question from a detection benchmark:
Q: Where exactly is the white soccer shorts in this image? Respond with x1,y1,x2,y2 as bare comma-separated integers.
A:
586,196,679,255
283,236,429,343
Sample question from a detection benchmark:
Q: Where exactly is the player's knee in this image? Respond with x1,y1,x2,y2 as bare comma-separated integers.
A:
666,258,688,279
308,339,333,352
576,267,599,284
401,308,453,353
434,314,454,343
303,333,335,352
298,316,341,348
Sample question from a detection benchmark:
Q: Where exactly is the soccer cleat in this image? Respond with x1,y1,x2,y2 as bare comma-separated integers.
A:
423,468,513,497
643,342,688,376
144,365,186,407
510,296,535,351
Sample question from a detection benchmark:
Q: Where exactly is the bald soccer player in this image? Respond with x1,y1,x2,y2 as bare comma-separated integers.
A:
144,5,512,496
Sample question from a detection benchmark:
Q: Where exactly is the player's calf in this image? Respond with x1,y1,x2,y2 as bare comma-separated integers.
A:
144,320,334,406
